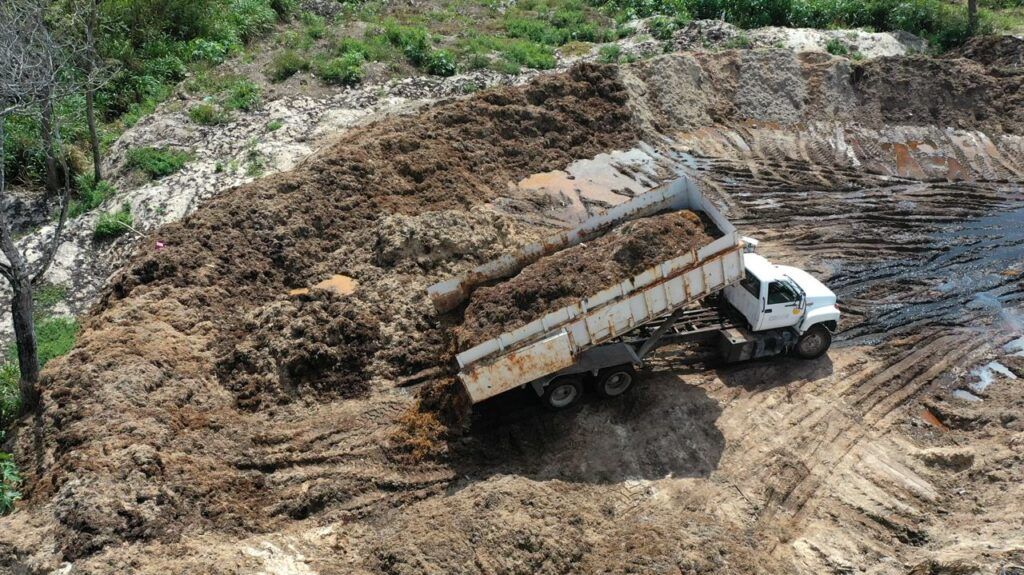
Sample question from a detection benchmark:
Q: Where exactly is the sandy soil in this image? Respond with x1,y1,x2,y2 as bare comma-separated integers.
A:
2,39,1024,575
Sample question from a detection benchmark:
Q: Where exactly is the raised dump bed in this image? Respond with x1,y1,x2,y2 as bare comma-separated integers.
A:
428,176,743,405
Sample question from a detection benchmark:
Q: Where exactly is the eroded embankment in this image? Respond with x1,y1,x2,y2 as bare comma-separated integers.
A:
2,45,1023,574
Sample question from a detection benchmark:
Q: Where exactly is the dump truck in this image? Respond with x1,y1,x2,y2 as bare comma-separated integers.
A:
428,176,840,410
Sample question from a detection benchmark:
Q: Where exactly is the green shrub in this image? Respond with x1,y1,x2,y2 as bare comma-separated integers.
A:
425,49,457,76
188,102,231,125
313,53,366,85
598,43,622,62
466,52,492,70
267,50,310,81
723,33,753,49
382,21,432,66
825,38,849,55
34,317,80,366
94,204,134,240
271,0,299,19
266,119,284,131
602,0,688,19
0,365,17,430
500,38,557,69
301,12,327,39
69,174,117,218
229,0,279,42
648,15,679,39
127,147,192,179
0,452,20,516
225,79,262,111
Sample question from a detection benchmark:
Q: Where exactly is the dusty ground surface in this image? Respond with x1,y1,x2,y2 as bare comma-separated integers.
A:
2,37,1024,575
458,210,712,347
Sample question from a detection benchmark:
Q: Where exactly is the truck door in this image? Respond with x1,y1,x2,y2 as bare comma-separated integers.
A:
725,270,763,329
758,280,803,331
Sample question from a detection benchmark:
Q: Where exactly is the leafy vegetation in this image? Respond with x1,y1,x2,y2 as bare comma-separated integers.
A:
188,102,231,125
93,203,134,240
126,147,192,179
0,451,20,516
0,311,79,430
267,49,311,81
598,43,623,62
69,174,117,218
312,53,366,85
425,49,458,76
826,38,849,55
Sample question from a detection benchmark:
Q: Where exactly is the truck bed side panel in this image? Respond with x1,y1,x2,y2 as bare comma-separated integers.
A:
460,332,576,403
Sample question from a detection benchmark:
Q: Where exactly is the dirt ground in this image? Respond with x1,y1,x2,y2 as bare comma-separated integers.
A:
2,40,1024,575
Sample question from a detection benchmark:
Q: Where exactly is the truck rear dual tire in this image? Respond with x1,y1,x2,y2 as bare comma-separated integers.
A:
795,325,832,359
595,365,637,398
542,377,584,411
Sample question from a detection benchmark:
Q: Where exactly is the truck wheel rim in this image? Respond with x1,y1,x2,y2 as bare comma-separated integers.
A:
604,373,632,396
801,332,824,354
549,384,578,407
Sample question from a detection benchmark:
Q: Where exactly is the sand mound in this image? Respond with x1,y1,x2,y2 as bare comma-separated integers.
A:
458,210,713,348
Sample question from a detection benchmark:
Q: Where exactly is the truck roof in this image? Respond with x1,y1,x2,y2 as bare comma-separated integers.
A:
743,253,782,282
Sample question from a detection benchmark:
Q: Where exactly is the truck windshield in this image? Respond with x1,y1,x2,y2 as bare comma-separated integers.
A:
767,280,801,304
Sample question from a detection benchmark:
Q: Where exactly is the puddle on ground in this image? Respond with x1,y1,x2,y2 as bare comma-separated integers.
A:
1004,336,1024,356
969,360,1018,393
952,389,983,402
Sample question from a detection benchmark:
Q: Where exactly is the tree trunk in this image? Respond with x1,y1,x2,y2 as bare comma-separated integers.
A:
86,89,102,183
968,0,978,35
11,277,39,412
40,97,59,195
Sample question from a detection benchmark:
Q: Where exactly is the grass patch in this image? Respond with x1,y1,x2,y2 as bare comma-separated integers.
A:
188,102,232,125
598,43,621,62
0,451,20,516
723,33,753,49
0,316,80,429
425,49,457,76
266,119,284,132
93,204,134,240
312,53,366,85
267,50,311,82
826,37,849,55
648,14,688,40
69,174,117,218
225,79,262,111
126,147,192,179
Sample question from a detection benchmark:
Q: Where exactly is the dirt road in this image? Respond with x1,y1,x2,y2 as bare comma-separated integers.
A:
2,40,1023,574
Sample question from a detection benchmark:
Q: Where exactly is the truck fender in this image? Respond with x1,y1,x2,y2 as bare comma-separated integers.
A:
799,305,840,335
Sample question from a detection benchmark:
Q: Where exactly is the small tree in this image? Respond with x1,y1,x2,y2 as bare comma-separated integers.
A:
69,0,108,184
0,0,79,412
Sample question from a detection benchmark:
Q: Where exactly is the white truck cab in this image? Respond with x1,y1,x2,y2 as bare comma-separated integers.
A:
723,247,840,359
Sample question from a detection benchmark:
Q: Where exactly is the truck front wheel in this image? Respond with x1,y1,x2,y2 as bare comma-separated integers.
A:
542,376,584,410
795,325,832,359
595,365,636,398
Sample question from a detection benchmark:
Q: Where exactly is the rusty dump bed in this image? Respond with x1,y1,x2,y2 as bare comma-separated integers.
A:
428,176,743,404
